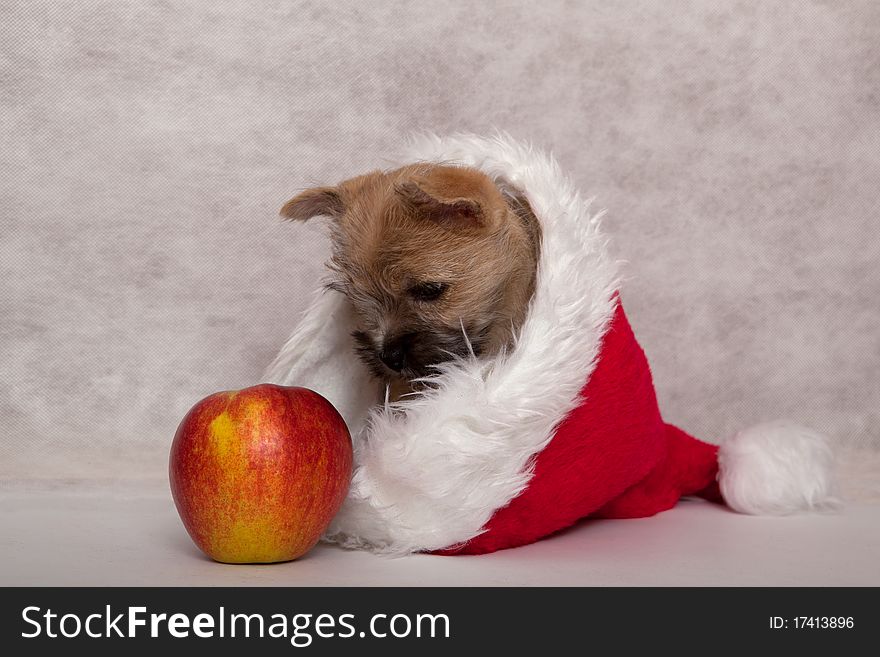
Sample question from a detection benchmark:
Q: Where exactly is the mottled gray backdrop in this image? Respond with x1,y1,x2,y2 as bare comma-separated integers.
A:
2,1,878,482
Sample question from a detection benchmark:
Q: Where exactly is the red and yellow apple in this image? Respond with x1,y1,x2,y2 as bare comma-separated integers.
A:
169,384,352,564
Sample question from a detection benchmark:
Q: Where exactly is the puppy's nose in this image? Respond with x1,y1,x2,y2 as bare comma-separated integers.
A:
379,341,406,372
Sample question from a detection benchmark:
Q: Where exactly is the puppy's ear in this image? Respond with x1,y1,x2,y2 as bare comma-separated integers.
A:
395,173,488,227
280,187,344,221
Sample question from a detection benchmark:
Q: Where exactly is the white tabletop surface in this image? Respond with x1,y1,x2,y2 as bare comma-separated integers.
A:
1,482,877,586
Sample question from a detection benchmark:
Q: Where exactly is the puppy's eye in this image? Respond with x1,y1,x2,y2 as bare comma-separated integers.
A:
408,281,448,302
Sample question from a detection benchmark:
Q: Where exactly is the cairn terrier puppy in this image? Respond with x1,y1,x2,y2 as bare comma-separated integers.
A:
280,164,541,400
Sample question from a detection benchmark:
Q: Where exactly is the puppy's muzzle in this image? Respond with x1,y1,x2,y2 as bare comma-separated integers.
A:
378,334,411,372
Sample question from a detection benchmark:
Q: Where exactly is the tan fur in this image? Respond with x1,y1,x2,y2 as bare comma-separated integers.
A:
281,164,541,401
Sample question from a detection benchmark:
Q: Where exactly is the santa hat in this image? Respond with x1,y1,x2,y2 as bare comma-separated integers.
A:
264,133,837,555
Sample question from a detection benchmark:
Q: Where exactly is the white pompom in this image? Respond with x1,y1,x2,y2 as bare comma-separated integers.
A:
718,421,839,515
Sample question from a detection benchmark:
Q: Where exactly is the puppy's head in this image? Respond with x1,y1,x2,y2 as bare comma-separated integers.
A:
281,164,540,383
